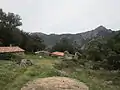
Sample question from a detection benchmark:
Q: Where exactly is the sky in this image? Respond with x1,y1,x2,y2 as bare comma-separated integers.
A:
0,0,120,34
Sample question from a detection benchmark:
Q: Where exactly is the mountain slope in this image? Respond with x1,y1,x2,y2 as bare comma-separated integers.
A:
31,26,115,47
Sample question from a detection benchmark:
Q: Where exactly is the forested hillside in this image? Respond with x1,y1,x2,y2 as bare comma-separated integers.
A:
0,9,45,52
52,30,120,70
32,26,115,48
83,31,120,70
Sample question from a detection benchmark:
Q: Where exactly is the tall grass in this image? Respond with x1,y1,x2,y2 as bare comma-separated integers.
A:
0,54,120,90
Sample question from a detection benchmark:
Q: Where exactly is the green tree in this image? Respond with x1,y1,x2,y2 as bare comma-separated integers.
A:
52,37,74,53
0,9,22,46
0,9,46,52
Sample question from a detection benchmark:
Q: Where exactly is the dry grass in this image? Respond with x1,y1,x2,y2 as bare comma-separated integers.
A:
21,77,89,90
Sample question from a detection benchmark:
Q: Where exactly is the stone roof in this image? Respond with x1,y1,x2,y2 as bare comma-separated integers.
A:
51,52,64,56
0,46,25,53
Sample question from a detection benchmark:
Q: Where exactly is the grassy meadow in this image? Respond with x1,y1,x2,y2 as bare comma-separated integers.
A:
0,54,120,90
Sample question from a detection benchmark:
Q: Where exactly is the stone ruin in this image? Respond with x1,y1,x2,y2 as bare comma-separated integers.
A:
64,51,74,60
19,59,33,67
74,52,82,60
64,51,81,60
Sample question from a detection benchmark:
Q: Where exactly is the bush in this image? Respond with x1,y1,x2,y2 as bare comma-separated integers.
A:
54,58,87,70
11,54,24,64
106,55,120,70
0,53,14,60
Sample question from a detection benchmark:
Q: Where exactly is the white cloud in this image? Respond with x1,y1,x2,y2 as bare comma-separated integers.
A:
0,0,120,34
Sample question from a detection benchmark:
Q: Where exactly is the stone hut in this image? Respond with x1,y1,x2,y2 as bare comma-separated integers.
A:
0,46,25,55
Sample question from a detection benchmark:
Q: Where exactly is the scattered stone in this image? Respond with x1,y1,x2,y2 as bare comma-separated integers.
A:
35,51,50,56
20,59,33,67
74,52,82,60
56,70,69,76
75,68,83,72
104,81,113,85
64,51,74,60
39,56,42,58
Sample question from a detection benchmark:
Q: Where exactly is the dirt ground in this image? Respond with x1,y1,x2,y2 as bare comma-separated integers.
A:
21,77,89,90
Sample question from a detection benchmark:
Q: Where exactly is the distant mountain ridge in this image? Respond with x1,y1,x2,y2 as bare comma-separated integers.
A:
31,26,116,48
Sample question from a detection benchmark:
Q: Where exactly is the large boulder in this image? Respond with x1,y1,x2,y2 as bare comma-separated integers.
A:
74,52,82,60
35,51,50,56
64,51,74,60
20,59,33,67
21,77,89,90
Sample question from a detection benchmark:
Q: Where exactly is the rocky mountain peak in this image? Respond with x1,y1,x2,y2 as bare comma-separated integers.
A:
31,26,115,47
94,26,112,32
95,25,106,30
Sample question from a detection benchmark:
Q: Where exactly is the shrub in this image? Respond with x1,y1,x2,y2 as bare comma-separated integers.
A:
0,53,14,60
11,54,24,64
54,58,87,70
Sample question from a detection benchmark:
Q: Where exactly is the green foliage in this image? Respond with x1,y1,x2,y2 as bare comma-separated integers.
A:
69,70,120,90
0,9,45,52
107,55,120,70
54,58,87,70
0,9,22,28
0,55,66,90
55,31,120,70
0,53,24,65
0,54,120,90
52,37,74,53
11,54,24,64
0,53,14,60
84,32,120,70
24,35,45,52
54,58,120,90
